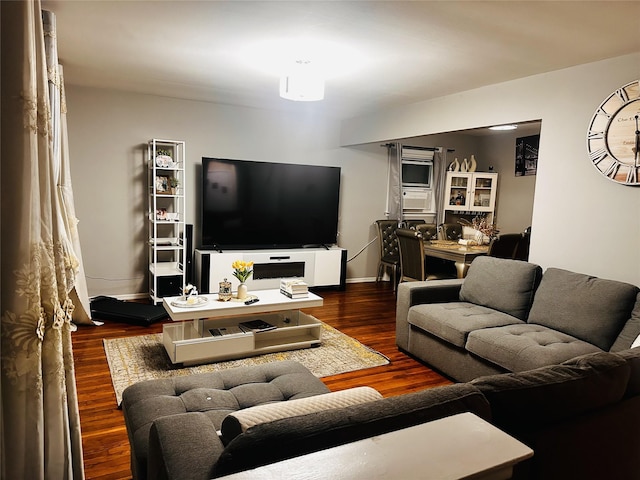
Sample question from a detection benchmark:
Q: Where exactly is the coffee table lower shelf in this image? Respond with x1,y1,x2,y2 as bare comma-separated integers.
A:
162,310,322,365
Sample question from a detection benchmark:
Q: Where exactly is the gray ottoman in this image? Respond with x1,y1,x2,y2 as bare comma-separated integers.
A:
122,360,329,480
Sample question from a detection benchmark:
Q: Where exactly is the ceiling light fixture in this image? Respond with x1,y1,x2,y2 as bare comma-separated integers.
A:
489,124,518,131
279,60,325,102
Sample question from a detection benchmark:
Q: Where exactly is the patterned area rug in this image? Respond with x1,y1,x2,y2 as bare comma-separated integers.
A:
104,323,389,405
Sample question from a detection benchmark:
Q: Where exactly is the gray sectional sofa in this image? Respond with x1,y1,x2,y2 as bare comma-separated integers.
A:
123,350,640,480
396,256,640,382
121,258,640,480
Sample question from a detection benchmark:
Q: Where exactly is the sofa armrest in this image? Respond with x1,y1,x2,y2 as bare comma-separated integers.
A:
148,412,226,480
396,279,463,350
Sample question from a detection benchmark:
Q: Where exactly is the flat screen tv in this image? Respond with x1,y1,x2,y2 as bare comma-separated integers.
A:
201,158,341,250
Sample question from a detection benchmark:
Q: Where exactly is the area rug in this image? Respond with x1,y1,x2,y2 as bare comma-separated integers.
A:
104,323,389,405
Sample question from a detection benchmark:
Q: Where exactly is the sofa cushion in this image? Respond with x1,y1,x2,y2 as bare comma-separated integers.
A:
471,351,630,431
527,268,640,351
220,386,382,444
211,383,491,478
459,257,542,320
466,324,602,371
408,302,523,348
610,293,640,352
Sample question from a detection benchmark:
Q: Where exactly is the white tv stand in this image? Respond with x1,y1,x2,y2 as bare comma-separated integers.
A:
194,246,347,293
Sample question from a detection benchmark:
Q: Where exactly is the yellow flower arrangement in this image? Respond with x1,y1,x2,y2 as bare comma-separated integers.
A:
232,260,254,283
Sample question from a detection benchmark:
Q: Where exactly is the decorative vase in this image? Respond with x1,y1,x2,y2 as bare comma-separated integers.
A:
450,158,460,172
475,230,485,245
237,283,248,300
461,158,469,172
469,155,477,172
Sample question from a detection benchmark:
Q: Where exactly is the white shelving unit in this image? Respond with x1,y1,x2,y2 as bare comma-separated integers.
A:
148,139,186,304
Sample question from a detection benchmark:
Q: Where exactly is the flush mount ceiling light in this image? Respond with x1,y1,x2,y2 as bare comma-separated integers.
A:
489,124,518,131
279,60,325,102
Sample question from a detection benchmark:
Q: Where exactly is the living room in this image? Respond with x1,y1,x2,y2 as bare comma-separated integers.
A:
62,42,639,299
2,1,640,479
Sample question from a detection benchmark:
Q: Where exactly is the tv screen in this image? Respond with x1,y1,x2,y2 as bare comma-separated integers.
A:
201,158,341,250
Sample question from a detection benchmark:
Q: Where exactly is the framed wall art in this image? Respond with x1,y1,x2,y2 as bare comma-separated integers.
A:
515,135,539,177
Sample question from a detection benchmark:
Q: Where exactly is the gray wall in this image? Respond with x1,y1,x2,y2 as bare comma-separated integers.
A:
67,53,639,297
66,88,388,297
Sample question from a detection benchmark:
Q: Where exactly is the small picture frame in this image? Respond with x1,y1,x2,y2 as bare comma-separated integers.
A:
155,175,169,193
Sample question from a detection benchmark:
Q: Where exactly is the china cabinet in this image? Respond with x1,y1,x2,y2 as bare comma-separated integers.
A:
444,172,498,220
148,139,186,304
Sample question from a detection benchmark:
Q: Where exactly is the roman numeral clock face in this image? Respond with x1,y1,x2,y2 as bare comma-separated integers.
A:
587,80,640,186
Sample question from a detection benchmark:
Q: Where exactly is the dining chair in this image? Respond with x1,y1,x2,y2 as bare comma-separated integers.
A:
488,233,523,259
396,228,426,282
397,228,457,282
415,223,438,240
375,219,400,290
404,219,426,229
514,229,531,261
438,223,463,241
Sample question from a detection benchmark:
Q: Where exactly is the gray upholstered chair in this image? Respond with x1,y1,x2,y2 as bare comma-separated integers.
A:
438,223,463,241
375,219,400,290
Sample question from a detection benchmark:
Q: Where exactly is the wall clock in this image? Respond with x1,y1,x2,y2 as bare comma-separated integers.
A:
587,80,640,186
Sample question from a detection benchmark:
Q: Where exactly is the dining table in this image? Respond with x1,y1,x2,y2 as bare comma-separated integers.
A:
424,240,489,278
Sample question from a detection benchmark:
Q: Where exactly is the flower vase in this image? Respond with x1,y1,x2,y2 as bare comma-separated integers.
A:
237,283,248,300
469,155,477,172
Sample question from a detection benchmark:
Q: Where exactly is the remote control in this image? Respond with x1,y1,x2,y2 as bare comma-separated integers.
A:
244,298,259,305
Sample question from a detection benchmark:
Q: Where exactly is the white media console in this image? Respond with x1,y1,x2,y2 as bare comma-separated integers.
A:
194,247,347,293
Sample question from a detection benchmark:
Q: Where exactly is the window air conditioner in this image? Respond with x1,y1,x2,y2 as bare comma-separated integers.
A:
402,188,433,211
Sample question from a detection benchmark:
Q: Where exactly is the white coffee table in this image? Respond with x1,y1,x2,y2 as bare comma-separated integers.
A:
162,289,324,365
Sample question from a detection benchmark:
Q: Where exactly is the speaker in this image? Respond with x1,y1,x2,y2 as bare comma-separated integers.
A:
184,224,193,284
200,253,211,293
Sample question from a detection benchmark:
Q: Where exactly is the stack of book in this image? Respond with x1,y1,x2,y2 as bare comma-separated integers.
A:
280,278,309,299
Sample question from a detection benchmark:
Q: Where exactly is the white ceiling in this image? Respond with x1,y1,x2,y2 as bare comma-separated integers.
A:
43,1,640,120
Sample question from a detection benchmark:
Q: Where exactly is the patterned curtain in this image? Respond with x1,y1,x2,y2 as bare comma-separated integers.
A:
1,1,85,478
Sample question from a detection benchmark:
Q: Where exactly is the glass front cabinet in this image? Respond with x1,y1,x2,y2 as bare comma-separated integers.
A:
444,172,498,214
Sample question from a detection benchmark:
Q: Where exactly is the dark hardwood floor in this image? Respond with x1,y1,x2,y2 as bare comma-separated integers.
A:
72,281,452,479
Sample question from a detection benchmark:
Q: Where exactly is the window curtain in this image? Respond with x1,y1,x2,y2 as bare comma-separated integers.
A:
385,143,402,220
386,143,447,224
1,1,85,478
433,149,447,224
